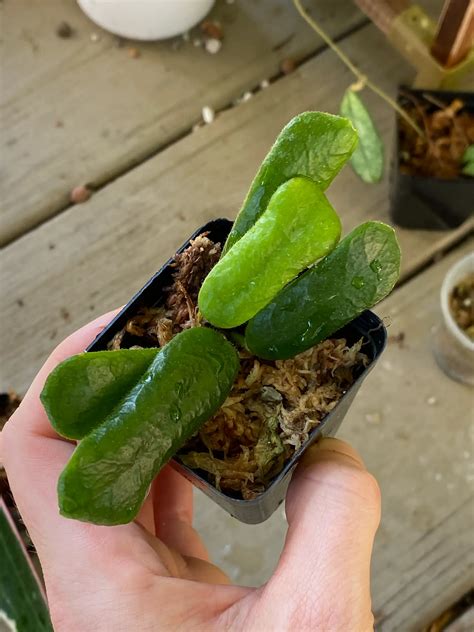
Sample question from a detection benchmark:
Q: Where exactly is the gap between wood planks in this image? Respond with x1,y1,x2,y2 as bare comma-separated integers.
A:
395,216,474,290
421,588,474,632
1,16,369,250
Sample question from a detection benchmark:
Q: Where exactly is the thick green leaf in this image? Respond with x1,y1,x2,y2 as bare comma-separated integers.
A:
246,221,401,359
223,112,357,253
461,162,474,177
57,328,239,525
41,348,158,439
0,501,53,631
462,144,474,164
199,176,341,328
340,90,384,184
461,144,474,176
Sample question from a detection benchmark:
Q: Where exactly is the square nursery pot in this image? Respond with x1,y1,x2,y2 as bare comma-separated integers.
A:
390,86,474,230
87,219,387,524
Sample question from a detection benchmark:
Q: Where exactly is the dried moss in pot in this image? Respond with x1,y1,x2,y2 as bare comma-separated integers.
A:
107,235,368,499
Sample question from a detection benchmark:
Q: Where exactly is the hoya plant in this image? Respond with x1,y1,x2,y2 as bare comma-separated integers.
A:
41,112,401,526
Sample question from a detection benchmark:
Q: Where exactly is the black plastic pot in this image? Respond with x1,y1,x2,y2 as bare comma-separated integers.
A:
390,86,474,230
87,219,387,523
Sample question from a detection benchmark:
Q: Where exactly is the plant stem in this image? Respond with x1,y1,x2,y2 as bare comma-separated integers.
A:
293,0,425,138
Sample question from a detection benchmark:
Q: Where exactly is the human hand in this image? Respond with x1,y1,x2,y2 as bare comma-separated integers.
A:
2,312,381,632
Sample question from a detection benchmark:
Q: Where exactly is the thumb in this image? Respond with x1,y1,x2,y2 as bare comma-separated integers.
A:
267,438,380,630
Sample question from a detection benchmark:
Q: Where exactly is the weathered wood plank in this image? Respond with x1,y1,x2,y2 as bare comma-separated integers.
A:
351,239,474,631
0,0,367,244
0,20,467,394
191,241,474,631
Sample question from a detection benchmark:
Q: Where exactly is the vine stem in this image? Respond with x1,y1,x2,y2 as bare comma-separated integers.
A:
293,0,425,138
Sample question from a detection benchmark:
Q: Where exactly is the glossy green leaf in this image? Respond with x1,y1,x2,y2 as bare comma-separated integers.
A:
0,501,53,631
462,144,474,163
41,348,158,439
462,162,474,176
58,328,239,525
199,176,341,329
461,144,474,176
246,221,401,359
340,90,384,184
223,112,357,253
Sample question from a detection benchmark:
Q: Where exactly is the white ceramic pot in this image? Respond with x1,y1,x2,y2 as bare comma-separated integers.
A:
77,0,215,40
432,252,474,385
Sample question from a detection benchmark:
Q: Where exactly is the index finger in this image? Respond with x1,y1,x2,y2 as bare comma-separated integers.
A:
9,309,120,439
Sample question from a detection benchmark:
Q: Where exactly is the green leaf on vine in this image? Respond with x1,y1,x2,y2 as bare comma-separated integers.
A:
340,89,384,184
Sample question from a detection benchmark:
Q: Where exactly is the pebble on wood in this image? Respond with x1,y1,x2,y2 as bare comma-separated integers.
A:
201,20,223,40
56,22,74,39
205,38,222,54
202,106,215,124
280,58,296,74
70,185,92,204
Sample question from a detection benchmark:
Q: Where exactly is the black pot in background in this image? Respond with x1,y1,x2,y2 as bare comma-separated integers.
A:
87,219,387,524
390,86,474,230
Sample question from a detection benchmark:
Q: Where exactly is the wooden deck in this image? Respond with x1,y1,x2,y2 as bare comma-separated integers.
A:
1,1,472,630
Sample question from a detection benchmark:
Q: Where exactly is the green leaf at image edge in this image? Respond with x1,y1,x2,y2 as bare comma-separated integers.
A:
340,89,384,184
461,144,474,177
0,501,53,631
462,144,474,164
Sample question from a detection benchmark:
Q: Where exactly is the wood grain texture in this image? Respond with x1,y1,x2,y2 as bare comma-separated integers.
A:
0,21,469,394
0,0,367,245
352,239,474,631
190,241,474,632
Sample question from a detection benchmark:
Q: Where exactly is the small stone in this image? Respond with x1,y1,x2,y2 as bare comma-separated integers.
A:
60,307,71,322
193,38,203,47
205,37,222,54
55,120,64,128
241,91,253,102
426,396,437,406
128,47,140,58
389,331,406,347
70,185,92,204
260,78,270,89
280,58,296,74
56,21,74,39
90,32,100,42
202,106,215,124
201,20,223,40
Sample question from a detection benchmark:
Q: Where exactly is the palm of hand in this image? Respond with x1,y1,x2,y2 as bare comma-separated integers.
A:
2,312,380,632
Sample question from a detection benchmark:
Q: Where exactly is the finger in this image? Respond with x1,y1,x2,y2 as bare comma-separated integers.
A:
268,438,380,627
10,308,121,439
153,465,209,561
1,310,128,560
